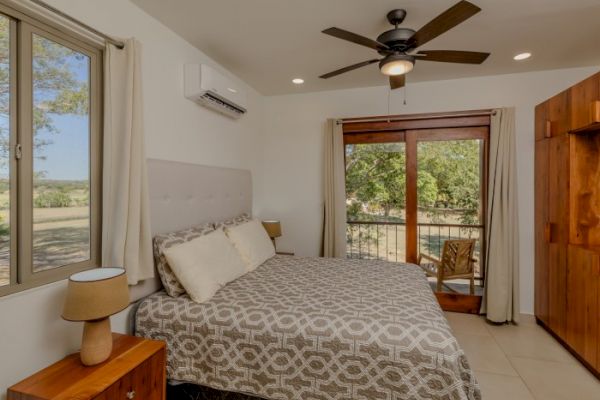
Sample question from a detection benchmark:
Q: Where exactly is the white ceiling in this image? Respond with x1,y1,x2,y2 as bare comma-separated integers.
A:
132,0,600,96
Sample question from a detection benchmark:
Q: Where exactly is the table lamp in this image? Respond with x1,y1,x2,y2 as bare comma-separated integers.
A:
262,220,282,250
62,267,130,366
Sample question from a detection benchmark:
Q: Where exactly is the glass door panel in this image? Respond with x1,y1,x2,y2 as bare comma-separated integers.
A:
345,142,407,261
417,138,485,293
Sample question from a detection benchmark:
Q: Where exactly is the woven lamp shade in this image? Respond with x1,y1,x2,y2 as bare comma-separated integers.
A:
62,268,130,322
262,220,282,239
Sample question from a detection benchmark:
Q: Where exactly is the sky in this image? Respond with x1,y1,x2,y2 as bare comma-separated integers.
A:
34,114,89,181
33,38,90,182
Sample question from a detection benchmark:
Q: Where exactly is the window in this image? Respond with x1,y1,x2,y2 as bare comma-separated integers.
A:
344,113,489,284
0,3,102,296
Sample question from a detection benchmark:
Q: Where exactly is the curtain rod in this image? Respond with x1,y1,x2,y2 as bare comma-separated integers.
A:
29,0,124,49
338,109,497,125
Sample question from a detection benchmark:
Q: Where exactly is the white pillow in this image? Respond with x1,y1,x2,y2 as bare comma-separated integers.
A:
163,229,247,303
225,219,275,271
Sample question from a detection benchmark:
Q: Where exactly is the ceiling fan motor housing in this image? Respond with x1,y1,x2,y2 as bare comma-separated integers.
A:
377,28,416,52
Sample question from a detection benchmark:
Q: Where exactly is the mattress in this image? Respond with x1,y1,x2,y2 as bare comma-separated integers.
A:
135,255,481,400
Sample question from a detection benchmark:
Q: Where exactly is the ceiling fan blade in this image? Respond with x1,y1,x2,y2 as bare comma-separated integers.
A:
389,74,405,90
415,50,490,64
322,27,389,51
320,59,380,79
408,1,481,49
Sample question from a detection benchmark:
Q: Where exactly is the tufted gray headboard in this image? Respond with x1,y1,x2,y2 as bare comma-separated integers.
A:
147,158,252,234
129,158,252,301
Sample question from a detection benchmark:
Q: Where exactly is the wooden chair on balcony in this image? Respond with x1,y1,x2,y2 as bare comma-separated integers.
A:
418,239,477,295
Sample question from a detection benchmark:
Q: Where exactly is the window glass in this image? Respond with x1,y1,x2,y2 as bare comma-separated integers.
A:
0,15,10,286
32,34,90,272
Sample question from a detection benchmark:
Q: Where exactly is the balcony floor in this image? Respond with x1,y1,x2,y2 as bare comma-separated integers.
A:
428,277,484,296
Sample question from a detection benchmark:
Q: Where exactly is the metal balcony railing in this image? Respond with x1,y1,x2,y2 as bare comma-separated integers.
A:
346,220,485,279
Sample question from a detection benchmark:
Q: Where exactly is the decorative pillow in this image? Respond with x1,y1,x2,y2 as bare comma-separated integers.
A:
153,222,215,297
163,230,247,303
214,213,251,230
225,219,275,272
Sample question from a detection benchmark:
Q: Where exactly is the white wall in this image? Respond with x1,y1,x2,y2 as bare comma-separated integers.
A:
1,1,599,396
0,0,264,397
254,65,600,317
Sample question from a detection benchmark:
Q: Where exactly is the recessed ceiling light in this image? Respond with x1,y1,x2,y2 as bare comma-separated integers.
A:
513,52,531,61
292,78,304,84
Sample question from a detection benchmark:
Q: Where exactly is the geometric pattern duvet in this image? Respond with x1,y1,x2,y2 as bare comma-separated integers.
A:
135,255,481,400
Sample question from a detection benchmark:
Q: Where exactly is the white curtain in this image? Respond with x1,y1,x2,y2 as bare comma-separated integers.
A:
323,119,346,258
481,107,520,323
102,39,154,284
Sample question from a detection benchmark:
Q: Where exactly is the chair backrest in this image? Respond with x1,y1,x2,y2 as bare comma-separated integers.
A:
440,239,476,276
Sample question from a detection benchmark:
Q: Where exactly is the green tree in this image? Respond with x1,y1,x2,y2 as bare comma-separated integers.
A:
345,140,481,226
345,143,407,220
417,140,481,225
0,17,88,167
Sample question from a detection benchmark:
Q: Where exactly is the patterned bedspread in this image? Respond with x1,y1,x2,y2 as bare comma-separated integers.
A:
135,256,481,400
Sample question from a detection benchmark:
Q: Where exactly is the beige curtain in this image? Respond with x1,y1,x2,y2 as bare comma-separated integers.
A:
481,107,519,323
102,39,154,284
323,119,346,258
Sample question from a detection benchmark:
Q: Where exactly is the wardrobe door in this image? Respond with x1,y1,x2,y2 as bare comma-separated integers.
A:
535,102,549,141
534,139,549,324
547,90,570,137
546,136,569,335
548,243,567,338
567,245,599,369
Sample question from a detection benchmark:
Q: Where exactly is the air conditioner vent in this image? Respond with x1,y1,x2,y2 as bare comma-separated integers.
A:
184,64,248,119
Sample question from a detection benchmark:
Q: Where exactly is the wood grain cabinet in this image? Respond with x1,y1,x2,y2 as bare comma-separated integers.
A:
566,245,600,370
535,71,600,379
7,334,166,400
570,72,600,133
535,90,570,140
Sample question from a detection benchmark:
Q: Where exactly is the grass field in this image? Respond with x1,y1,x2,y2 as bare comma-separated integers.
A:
0,180,90,287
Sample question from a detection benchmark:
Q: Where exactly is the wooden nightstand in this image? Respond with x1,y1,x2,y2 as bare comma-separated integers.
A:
7,333,166,400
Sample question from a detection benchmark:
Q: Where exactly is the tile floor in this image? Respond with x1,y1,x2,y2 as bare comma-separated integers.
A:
446,312,600,400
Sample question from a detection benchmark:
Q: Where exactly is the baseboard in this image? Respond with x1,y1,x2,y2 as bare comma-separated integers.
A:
536,317,600,380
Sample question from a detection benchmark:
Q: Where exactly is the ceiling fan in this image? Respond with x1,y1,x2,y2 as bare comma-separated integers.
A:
319,0,490,90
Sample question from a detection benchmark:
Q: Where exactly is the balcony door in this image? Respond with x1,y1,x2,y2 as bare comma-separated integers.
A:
343,113,489,299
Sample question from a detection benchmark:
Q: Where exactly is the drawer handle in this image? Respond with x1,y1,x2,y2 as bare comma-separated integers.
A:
126,390,136,399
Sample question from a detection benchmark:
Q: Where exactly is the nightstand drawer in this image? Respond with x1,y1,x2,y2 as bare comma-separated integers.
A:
95,350,165,400
8,334,166,400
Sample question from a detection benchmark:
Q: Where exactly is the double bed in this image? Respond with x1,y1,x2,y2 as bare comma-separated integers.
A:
133,159,481,400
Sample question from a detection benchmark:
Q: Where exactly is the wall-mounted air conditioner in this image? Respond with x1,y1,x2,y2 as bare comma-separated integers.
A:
184,64,247,119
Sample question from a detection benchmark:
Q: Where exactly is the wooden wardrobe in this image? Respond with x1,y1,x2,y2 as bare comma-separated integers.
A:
535,71,600,378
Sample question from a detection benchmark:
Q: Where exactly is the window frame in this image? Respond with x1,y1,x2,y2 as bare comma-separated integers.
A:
0,1,103,297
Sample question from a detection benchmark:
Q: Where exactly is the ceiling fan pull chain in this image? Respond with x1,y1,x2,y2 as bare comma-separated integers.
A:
387,89,391,120
403,86,407,106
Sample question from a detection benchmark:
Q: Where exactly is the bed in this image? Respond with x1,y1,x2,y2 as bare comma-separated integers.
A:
133,159,481,400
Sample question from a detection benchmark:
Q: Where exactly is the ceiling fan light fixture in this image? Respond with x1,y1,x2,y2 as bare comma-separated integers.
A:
379,54,415,76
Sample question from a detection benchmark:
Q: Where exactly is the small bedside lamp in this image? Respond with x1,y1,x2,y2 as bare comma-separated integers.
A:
62,267,129,366
262,220,282,250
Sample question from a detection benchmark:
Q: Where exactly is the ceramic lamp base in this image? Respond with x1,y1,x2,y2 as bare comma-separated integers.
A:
80,318,112,366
